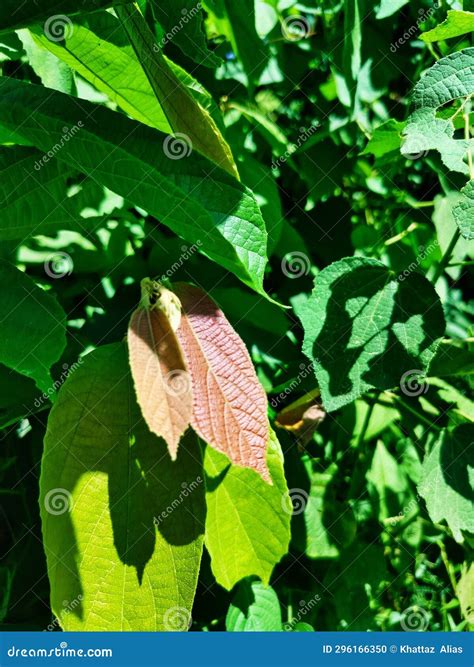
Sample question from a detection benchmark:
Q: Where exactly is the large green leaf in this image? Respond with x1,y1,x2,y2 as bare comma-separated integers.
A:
402,49,474,175
413,48,474,110
150,0,220,68
418,424,474,543
298,257,445,412
0,261,66,393
204,431,291,590
115,4,238,177
0,0,130,32
421,11,474,43
0,77,267,293
0,146,81,240
40,343,205,631
226,579,282,631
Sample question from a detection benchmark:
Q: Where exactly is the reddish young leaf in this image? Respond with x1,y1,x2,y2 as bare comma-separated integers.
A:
174,283,271,482
128,282,193,459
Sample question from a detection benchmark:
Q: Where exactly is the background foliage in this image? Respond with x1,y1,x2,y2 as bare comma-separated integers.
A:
0,0,473,632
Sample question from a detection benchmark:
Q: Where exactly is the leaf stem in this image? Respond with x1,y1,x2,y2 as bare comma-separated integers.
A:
432,229,461,284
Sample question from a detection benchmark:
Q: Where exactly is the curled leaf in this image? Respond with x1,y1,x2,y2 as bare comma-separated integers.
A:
128,280,193,459
275,389,326,445
174,283,271,482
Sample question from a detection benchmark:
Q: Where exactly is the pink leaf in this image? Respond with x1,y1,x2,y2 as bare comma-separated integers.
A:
174,283,270,482
128,305,193,459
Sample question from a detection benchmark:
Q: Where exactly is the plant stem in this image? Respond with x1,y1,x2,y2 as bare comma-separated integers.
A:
432,229,461,284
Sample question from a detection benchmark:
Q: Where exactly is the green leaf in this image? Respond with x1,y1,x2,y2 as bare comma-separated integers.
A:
298,257,445,412
150,0,220,68
453,180,474,240
204,431,291,591
361,119,405,158
226,579,282,631
295,464,356,559
402,49,474,175
17,30,75,94
115,5,239,178
0,364,41,430
0,260,66,393
412,48,474,110
0,147,81,240
40,343,205,631
418,425,474,542
367,441,411,521
0,77,268,293
204,0,269,87
27,15,171,133
421,11,474,43
375,0,409,19
0,0,131,32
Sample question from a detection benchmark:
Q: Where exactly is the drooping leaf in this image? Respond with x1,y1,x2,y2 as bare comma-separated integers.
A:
421,11,474,43
453,180,474,240
0,147,81,240
204,431,291,590
418,424,474,543
174,283,270,481
297,257,445,412
150,0,220,68
0,0,131,32
40,343,205,631
457,563,474,626
0,77,268,293
128,282,193,460
0,260,66,394
115,4,238,178
226,579,282,631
